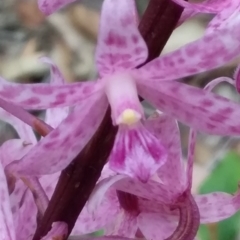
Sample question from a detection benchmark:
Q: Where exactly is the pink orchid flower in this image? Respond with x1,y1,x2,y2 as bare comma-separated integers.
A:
74,113,240,240
0,111,135,240
1,0,240,182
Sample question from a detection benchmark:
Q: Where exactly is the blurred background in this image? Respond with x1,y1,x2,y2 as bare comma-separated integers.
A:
1,0,240,239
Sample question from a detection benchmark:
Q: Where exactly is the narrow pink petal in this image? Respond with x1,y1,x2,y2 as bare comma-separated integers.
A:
96,0,147,75
41,222,68,240
138,81,240,135
105,212,138,238
0,77,103,109
204,77,234,92
38,0,76,16
39,57,65,84
195,191,240,223
109,124,167,182
9,180,26,229
145,113,185,193
177,9,199,27
171,0,226,13
0,98,52,136
0,139,34,167
138,13,240,81
0,109,36,143
16,190,38,240
138,212,177,240
87,175,125,214
39,172,60,198
45,107,69,129
41,57,69,128
8,93,107,176
72,189,120,235
206,3,239,33
21,177,49,217
0,161,16,240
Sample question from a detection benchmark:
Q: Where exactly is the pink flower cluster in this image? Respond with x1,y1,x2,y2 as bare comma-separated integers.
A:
1,0,240,239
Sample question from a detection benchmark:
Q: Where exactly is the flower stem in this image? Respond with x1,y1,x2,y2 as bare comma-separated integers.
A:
33,1,184,239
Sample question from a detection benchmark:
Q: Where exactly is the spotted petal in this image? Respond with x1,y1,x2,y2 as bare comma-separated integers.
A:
138,80,240,135
0,139,34,167
196,191,240,223
137,12,240,81
73,188,120,235
42,58,69,128
0,77,103,109
171,0,227,13
109,124,167,182
0,161,16,240
7,92,107,176
38,0,76,15
145,114,185,193
96,0,147,75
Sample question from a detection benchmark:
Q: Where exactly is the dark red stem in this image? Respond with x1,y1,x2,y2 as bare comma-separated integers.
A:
33,0,184,239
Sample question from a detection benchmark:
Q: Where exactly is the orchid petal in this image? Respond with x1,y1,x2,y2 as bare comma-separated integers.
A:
177,9,199,27
41,222,68,240
105,212,138,238
72,189,120,235
10,180,26,218
96,0,147,75
39,57,66,84
21,177,49,217
138,212,177,240
195,191,240,223
171,0,226,13
138,81,240,135
0,77,103,109
0,139,34,167
41,57,69,128
39,172,59,198
88,175,125,214
138,13,240,81
0,161,16,240
206,3,239,33
204,77,234,92
16,190,38,240
0,109,36,143
8,93,107,176
109,124,166,182
38,0,76,16
145,113,185,192
45,107,69,129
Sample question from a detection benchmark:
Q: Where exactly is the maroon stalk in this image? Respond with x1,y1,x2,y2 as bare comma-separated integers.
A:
33,0,184,239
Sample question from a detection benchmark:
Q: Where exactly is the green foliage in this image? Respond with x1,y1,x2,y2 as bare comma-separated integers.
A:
198,151,240,240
